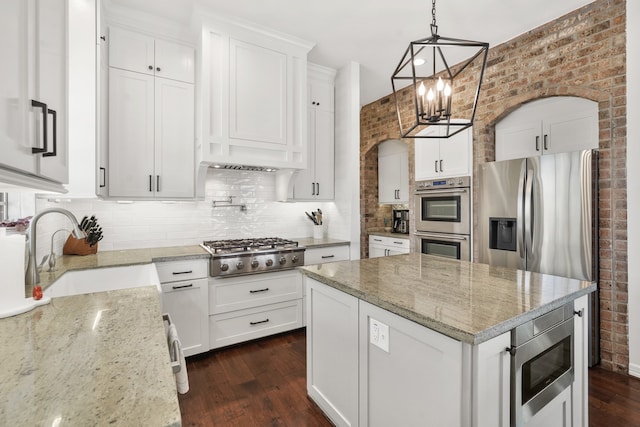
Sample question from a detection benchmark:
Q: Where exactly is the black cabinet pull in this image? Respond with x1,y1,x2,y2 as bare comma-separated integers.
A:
434,160,438,173
316,182,320,195
149,175,153,192
250,318,270,326
543,134,549,150
311,182,315,195
506,346,517,356
321,255,335,259
99,167,106,188
172,283,194,290
574,309,583,318
535,136,540,151
31,100,48,154
172,270,193,275
156,175,160,192
439,159,443,172
43,108,57,157
249,288,270,294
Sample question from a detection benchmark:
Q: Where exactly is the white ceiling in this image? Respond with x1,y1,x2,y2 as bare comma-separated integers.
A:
108,0,596,106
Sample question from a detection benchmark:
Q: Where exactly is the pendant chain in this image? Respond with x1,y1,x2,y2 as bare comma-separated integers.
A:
430,0,438,37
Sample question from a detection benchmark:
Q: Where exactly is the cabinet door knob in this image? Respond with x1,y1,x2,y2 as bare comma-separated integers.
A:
148,65,153,70
156,67,161,72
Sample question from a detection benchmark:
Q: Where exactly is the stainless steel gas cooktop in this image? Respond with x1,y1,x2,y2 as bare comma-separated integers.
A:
201,237,305,277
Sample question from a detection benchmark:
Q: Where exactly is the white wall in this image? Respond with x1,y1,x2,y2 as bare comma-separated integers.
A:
35,168,350,259
627,1,640,378
335,61,361,260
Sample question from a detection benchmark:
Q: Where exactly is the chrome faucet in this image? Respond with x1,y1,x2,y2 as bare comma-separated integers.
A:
25,208,86,287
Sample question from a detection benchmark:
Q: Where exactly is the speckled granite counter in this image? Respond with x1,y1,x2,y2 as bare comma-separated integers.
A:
300,253,596,344
294,237,351,249
0,286,180,426
36,245,209,292
367,230,410,239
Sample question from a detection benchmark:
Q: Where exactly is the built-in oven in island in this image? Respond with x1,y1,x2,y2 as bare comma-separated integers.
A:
415,176,471,260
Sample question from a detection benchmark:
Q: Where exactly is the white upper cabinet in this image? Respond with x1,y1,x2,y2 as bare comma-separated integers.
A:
290,64,336,200
107,28,195,199
496,96,598,161
0,0,68,190
109,27,194,84
378,140,409,204
198,16,314,170
415,125,472,180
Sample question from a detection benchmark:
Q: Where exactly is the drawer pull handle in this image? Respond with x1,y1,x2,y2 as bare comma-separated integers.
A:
172,284,194,290
250,318,270,326
172,270,193,275
249,288,270,294
393,241,404,245
374,238,383,242
321,255,335,259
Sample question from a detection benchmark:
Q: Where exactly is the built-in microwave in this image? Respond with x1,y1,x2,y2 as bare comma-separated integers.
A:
415,176,470,235
415,232,470,261
510,302,576,426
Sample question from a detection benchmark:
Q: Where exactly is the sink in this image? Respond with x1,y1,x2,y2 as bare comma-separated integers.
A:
44,264,160,298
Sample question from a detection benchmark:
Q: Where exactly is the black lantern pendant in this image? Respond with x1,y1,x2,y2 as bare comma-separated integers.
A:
391,0,489,138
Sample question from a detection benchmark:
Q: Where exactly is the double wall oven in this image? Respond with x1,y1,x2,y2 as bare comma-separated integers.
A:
414,176,471,261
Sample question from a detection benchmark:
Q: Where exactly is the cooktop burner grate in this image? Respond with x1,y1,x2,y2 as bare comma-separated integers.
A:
202,237,299,254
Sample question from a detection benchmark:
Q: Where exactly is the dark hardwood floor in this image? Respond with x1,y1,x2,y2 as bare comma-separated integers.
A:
179,329,640,426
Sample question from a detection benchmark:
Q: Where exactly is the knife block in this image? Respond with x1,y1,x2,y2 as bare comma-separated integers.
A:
63,236,97,256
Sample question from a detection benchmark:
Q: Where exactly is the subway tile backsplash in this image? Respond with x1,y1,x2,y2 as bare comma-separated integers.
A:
35,169,349,258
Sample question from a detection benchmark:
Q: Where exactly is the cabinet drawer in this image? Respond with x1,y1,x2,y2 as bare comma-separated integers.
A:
209,299,303,349
209,270,302,314
369,235,410,249
305,245,350,265
156,259,208,283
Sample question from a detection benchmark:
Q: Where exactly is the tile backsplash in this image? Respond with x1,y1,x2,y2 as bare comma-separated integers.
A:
35,168,349,258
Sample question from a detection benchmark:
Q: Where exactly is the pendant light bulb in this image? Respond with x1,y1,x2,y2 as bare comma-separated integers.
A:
436,77,444,92
427,87,435,101
444,83,452,97
418,82,426,96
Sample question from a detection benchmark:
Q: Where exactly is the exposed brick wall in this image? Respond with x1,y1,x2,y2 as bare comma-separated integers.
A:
360,0,627,372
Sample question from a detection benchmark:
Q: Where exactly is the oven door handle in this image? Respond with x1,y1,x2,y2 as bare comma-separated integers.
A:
414,188,468,195
415,232,468,241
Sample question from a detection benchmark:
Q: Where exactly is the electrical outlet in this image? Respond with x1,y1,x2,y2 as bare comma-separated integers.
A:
370,317,389,352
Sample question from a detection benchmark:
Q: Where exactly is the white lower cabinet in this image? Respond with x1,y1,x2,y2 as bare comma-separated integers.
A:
359,301,463,427
306,277,359,427
209,270,303,350
369,234,410,258
158,259,209,357
304,244,350,265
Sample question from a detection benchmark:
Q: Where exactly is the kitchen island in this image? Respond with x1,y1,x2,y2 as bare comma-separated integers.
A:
300,253,595,427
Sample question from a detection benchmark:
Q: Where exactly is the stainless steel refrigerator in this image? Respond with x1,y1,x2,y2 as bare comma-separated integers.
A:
477,149,599,365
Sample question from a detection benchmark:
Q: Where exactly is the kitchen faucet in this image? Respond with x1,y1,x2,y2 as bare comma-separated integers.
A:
25,208,86,287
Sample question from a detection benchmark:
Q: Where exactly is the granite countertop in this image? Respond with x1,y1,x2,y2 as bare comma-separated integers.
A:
367,230,410,239
300,253,596,345
295,237,351,249
0,287,180,426
36,245,209,291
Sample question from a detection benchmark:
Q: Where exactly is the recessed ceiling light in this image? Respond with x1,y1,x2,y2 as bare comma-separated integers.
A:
413,58,425,66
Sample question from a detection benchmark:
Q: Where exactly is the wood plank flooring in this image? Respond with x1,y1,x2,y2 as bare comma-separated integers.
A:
178,329,640,426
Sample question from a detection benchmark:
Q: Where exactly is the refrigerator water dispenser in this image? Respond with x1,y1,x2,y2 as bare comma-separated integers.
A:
489,218,517,251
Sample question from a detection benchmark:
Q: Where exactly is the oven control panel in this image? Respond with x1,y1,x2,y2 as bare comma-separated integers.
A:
210,249,305,277
416,175,471,190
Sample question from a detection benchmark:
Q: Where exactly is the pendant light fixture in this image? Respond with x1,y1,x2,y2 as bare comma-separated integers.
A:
391,0,489,138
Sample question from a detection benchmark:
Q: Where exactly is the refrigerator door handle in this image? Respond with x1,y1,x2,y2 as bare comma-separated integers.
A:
524,168,534,257
517,166,526,259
